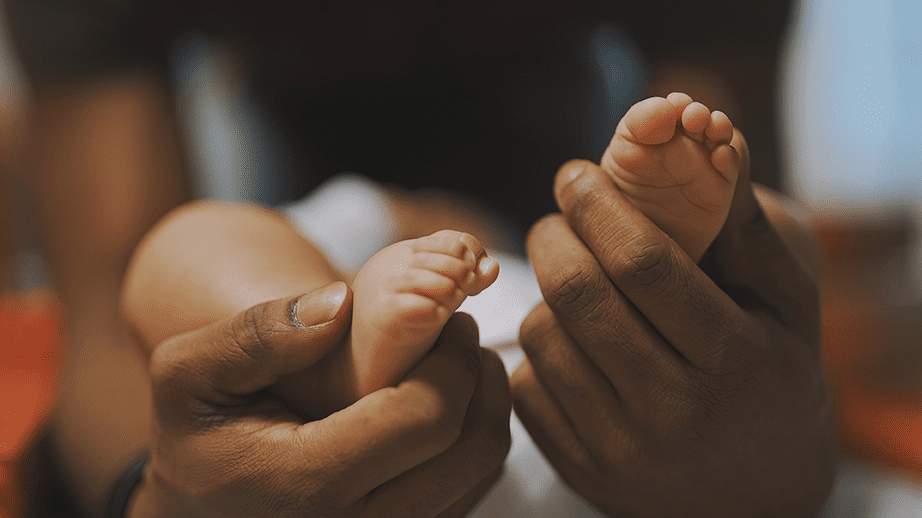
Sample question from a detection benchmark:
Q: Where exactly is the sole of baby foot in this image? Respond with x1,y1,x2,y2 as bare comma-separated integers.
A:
601,92,741,261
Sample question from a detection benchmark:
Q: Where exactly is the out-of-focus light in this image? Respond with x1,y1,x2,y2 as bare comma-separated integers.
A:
781,0,922,209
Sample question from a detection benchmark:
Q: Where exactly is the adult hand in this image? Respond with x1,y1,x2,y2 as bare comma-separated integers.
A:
129,282,511,518
512,131,836,517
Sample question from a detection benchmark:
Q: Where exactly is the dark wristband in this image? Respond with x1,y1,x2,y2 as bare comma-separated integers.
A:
104,451,150,518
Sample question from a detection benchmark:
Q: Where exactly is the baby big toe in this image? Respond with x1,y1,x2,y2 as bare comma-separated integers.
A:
623,96,677,145
666,92,694,118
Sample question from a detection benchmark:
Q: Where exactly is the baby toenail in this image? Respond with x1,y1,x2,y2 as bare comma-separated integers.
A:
478,256,497,276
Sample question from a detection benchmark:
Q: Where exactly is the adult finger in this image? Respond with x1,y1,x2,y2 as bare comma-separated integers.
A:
359,347,511,517
434,467,504,518
526,211,693,404
302,313,491,503
703,130,819,338
150,298,493,516
151,281,352,408
516,300,637,448
551,159,750,371
509,357,602,496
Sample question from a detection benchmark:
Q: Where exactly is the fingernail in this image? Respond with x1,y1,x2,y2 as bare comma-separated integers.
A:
560,162,586,186
554,160,588,199
294,282,348,328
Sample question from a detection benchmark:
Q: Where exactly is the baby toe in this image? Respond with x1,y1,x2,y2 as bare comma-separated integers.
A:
412,252,473,284
667,92,694,105
468,255,499,296
623,96,677,145
710,144,740,182
666,92,694,119
705,111,734,145
681,102,711,139
413,230,477,263
457,232,486,264
403,268,461,301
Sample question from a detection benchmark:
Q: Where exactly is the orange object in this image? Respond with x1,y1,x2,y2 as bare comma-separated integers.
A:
0,291,63,518
816,213,922,479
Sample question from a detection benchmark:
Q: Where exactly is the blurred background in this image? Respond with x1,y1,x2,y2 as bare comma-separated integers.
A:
0,0,921,515
781,1,922,515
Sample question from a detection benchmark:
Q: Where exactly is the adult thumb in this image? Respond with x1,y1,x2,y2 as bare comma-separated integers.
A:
703,130,819,337
151,282,353,403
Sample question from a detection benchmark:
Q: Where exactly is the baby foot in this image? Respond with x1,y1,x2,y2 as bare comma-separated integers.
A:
273,230,498,418
349,230,499,398
601,92,740,261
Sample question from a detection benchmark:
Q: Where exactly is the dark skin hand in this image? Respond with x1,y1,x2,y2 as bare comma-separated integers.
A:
128,283,511,518
512,130,836,517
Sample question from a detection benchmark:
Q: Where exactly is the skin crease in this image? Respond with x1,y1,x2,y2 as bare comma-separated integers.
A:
602,92,740,262
116,102,832,517
119,201,500,418
120,201,512,518
126,287,512,518
3,0,821,513
348,230,499,400
511,130,836,517
116,90,834,517
120,128,835,518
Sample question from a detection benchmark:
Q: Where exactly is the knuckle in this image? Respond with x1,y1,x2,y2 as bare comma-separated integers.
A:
420,402,466,451
390,387,467,452
704,320,768,383
693,313,749,371
479,355,513,465
148,338,176,384
443,312,481,352
517,306,547,351
475,421,512,472
148,355,176,402
614,240,677,293
267,466,337,517
557,366,595,404
228,303,276,366
560,171,604,213
658,404,706,443
149,335,196,396
665,363,764,440
651,381,731,443
459,346,483,384
544,260,607,317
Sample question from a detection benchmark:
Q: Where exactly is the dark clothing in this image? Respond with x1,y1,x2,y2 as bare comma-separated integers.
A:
4,0,793,230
